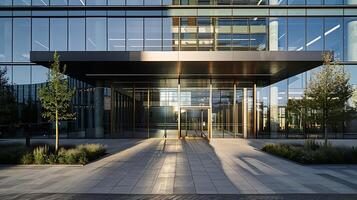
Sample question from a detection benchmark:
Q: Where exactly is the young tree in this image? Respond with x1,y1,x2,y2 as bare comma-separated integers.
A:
38,52,75,151
0,67,16,127
304,52,353,145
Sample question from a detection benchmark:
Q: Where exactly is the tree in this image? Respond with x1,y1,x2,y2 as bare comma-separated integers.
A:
304,52,353,145
0,67,16,127
38,52,75,151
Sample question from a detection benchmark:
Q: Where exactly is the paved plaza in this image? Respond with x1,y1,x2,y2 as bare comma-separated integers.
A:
0,138,357,198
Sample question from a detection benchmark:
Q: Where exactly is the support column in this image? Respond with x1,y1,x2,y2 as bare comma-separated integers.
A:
94,80,104,138
269,18,279,51
233,83,237,138
147,89,150,138
347,15,357,61
253,84,257,139
209,83,213,140
243,88,248,139
132,85,135,137
270,86,278,138
178,82,181,138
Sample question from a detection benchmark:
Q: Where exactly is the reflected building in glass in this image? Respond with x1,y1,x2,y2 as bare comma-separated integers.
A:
1,0,357,139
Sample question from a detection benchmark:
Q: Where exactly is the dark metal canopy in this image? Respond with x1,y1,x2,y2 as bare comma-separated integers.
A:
30,51,323,86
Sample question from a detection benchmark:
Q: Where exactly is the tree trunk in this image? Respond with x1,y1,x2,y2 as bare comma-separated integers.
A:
324,108,328,147
55,109,59,152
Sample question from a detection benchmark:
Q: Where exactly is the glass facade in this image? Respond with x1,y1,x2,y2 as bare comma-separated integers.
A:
1,3,357,139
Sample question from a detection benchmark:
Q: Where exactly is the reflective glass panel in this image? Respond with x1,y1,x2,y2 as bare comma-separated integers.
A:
325,17,343,60
250,18,267,51
0,18,12,62
0,0,12,5
108,0,125,5
288,18,305,51
50,0,68,5
31,65,48,84
69,18,85,51
108,18,126,51
145,18,162,51
50,18,68,51
32,18,49,51
232,18,249,50
86,18,107,51
126,18,144,51
32,0,49,5
306,18,323,51
13,0,31,5
13,18,31,62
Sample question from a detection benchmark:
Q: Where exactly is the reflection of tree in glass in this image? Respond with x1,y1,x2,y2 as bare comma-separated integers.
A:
0,67,17,127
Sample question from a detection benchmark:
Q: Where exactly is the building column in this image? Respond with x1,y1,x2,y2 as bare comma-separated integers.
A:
253,84,257,139
132,85,135,137
243,88,248,139
147,88,150,138
346,13,357,61
178,82,181,138
233,83,237,138
269,18,279,51
94,80,104,138
209,83,213,140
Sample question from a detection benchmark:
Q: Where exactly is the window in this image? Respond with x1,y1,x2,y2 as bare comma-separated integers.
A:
86,18,107,51
86,0,106,5
250,18,267,51
13,18,31,62
145,18,162,51
13,0,31,5
288,0,305,4
69,18,85,51
0,66,12,85
127,0,144,5
50,18,68,51
126,18,144,51
198,18,214,51
216,18,232,50
13,66,30,85
288,18,305,51
108,0,125,5
325,18,343,60
232,18,249,51
32,0,49,5
0,18,12,62
0,0,12,5
69,0,86,5
32,18,49,51
108,18,126,51
163,18,175,51
269,17,287,51
344,17,357,62
51,0,68,5
306,18,323,51
32,66,48,84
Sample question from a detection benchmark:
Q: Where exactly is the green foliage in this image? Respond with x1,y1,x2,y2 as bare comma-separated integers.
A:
262,143,357,164
0,143,106,165
38,52,76,123
33,145,49,164
20,153,34,165
0,67,17,125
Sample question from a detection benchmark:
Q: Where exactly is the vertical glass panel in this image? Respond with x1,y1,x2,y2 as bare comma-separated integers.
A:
13,18,31,62
108,18,126,51
145,0,161,5
269,17,287,51
13,66,30,85
86,0,106,5
126,18,144,51
307,0,322,4
69,0,86,5
32,18,49,51
108,0,125,5
232,18,249,51
163,18,175,51
127,0,144,5
288,18,305,51
216,18,231,50
69,18,85,51
306,18,323,51
288,0,305,4
325,17,343,60
13,0,31,5
51,0,68,5
0,0,12,5
269,0,287,4
86,18,107,51
250,18,267,51
325,0,343,5
32,0,49,5
0,18,12,62
257,86,270,136
50,18,68,51
344,17,357,62
145,18,162,51
198,17,213,51
180,17,197,51
270,80,287,137
31,65,48,84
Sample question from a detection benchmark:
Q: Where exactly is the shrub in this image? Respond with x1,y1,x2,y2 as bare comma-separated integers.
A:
77,144,106,161
57,148,67,164
20,152,33,165
33,145,49,164
64,149,82,164
47,154,58,165
304,139,319,151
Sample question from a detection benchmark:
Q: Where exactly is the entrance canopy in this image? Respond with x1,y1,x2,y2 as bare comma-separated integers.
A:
30,51,323,86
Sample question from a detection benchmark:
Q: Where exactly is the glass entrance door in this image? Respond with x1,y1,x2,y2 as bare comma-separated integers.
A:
180,108,208,138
